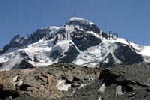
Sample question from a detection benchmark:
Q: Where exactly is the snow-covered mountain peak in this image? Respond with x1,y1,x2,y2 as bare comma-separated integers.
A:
67,17,100,33
69,17,94,25
0,17,150,70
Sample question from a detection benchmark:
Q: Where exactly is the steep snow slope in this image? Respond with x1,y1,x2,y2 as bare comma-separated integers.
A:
73,41,122,67
139,46,150,56
105,38,150,59
73,38,146,67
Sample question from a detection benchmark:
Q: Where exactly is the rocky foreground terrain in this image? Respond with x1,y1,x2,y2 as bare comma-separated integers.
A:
0,63,150,100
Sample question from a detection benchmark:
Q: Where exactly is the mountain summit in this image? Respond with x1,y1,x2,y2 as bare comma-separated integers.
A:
0,17,150,71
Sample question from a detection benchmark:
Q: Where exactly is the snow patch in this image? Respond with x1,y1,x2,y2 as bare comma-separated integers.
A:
98,83,106,93
116,85,124,96
56,79,71,91
98,96,103,100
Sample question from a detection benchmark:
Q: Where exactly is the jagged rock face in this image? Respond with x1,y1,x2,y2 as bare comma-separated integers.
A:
9,35,26,47
13,60,34,69
50,40,80,63
29,28,50,43
13,51,33,69
102,53,116,66
71,32,102,51
2,35,28,54
114,42,144,64
68,21,100,33
1,27,55,54
65,17,102,51
58,44,80,63
67,17,100,33
99,42,144,66
57,28,66,34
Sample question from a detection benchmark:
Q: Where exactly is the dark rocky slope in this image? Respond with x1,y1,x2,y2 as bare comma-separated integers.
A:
0,63,150,100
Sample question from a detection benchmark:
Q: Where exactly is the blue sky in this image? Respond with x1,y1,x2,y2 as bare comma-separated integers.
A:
0,0,150,47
